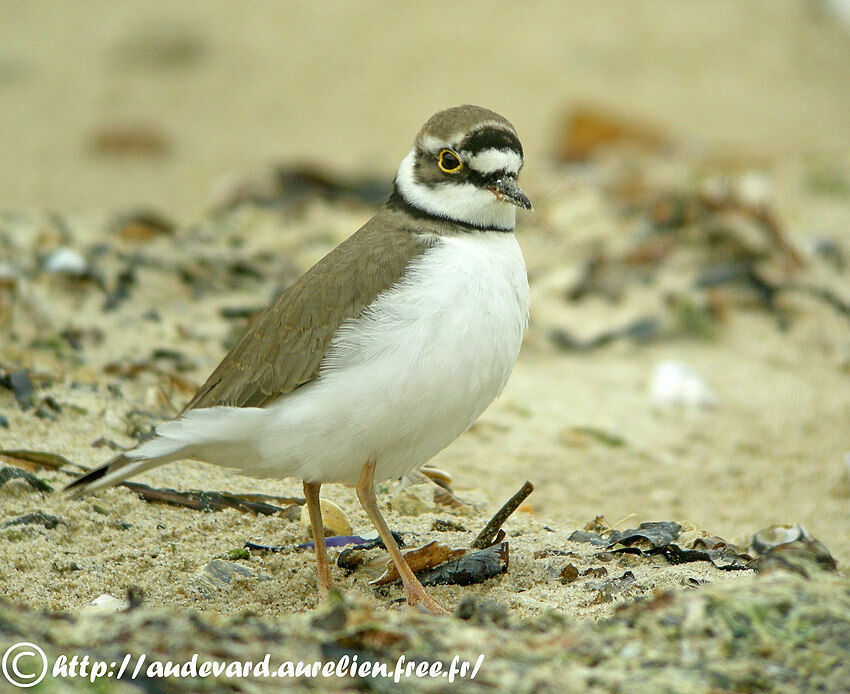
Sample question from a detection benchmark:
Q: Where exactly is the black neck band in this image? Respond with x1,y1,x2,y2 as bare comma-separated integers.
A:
386,187,514,233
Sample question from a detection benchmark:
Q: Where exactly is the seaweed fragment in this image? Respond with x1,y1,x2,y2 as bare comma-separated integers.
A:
631,544,753,571
550,316,663,351
570,521,681,549
0,466,53,492
0,449,77,472
102,265,137,311
122,481,295,515
571,520,754,570
607,521,682,548
4,511,65,529
417,542,509,587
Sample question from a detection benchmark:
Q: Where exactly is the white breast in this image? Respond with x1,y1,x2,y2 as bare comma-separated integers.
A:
257,231,529,483
162,232,529,485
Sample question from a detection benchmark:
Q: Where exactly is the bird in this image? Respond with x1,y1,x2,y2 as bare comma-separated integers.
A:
65,105,532,614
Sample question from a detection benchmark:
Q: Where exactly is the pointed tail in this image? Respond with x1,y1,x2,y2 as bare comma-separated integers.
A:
63,405,267,496
63,452,168,497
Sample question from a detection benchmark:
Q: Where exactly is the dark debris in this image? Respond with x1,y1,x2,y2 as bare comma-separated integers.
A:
418,542,509,587
122,481,295,515
570,521,682,549
0,370,35,409
4,511,65,529
0,466,53,492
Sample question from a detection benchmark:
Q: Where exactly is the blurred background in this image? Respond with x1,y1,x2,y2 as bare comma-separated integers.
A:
1,1,849,219
1,1,849,577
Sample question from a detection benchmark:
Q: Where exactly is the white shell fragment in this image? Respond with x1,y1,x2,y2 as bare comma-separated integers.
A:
420,465,453,487
649,361,718,409
736,171,772,208
751,524,807,554
299,498,352,537
82,593,128,614
43,247,89,276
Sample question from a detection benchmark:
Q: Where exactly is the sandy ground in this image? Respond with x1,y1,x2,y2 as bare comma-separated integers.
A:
0,150,847,616
0,4,849,691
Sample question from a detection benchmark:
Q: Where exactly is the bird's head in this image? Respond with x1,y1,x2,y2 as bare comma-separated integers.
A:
393,105,531,231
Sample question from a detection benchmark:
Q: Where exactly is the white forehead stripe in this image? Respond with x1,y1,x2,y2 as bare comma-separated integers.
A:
421,133,451,151
395,149,516,230
466,148,522,176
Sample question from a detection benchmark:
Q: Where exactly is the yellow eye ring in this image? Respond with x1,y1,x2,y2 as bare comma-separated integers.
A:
437,149,463,173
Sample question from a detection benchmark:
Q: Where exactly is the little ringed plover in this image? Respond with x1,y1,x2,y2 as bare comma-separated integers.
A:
67,104,532,614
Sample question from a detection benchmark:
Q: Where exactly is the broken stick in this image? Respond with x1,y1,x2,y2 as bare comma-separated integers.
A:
472,480,534,549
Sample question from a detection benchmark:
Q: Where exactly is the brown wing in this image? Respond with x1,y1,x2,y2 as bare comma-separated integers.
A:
182,208,430,411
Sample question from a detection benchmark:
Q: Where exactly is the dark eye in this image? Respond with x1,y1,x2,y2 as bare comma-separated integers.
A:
437,149,463,173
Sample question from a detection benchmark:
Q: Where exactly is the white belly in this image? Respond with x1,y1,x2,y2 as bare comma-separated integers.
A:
175,232,529,484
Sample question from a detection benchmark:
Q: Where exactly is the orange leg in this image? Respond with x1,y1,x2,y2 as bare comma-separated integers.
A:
356,461,449,614
303,481,333,599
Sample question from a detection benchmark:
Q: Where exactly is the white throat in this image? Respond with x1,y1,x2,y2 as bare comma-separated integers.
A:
394,149,517,231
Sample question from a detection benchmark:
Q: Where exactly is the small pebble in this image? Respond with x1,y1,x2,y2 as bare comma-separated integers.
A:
0,370,35,409
188,558,267,598
649,361,718,409
0,262,19,288
43,247,89,276
300,498,352,537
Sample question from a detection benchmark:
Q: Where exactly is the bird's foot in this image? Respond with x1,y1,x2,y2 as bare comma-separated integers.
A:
402,579,450,615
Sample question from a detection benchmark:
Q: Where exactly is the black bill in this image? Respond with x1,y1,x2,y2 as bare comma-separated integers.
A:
488,174,533,210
